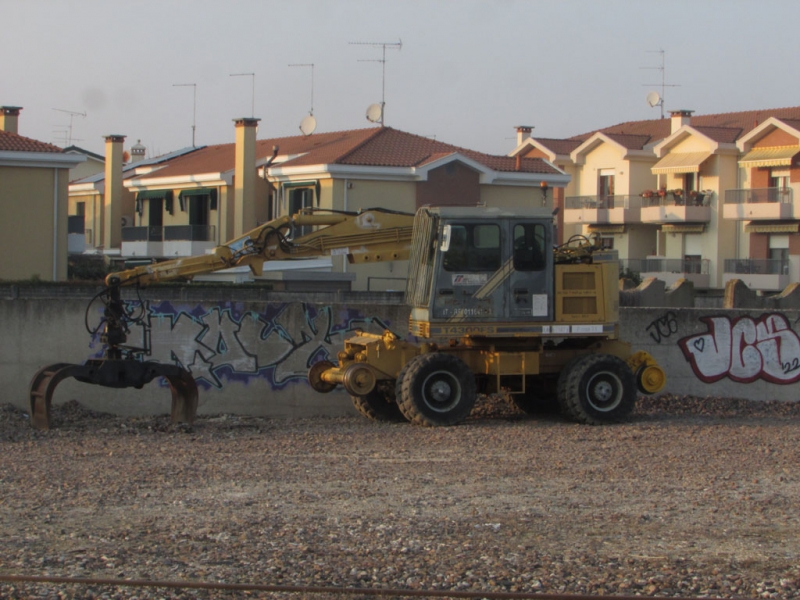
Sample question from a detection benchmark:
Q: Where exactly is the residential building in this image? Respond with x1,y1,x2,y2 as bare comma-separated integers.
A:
71,120,569,291
510,106,800,291
0,106,85,281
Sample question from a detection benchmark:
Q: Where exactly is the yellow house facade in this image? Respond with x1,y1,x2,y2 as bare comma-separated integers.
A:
0,106,85,281
511,106,800,292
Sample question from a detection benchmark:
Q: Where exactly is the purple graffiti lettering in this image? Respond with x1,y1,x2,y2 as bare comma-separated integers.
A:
678,313,800,384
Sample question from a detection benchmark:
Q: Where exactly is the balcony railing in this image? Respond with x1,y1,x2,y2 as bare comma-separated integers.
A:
164,225,216,242
564,195,642,210
724,258,789,275
621,257,710,276
122,225,216,242
724,187,792,204
641,191,710,207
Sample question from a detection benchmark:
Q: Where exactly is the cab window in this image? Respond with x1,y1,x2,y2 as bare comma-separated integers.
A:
443,224,501,272
513,223,546,271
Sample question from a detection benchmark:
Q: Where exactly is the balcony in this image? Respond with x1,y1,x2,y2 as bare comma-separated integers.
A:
723,258,790,291
121,225,217,258
563,195,641,225
723,187,794,220
640,192,711,224
621,257,711,288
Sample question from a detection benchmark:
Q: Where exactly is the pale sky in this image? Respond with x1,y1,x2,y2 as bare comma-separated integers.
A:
3,0,796,157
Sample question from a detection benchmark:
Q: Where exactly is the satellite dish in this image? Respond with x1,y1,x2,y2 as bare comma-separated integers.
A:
366,103,383,123
646,91,661,108
299,114,317,136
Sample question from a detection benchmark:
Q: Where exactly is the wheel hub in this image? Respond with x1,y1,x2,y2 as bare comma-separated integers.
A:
429,380,452,402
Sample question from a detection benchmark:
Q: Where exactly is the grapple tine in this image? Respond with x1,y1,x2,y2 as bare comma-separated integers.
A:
28,363,83,430
165,369,199,425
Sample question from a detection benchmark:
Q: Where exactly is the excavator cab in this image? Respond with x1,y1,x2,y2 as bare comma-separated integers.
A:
406,206,556,337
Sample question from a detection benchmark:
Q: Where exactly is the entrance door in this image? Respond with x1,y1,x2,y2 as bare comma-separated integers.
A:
149,198,163,241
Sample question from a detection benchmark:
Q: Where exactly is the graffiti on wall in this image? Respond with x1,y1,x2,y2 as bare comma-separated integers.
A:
645,311,679,344
91,301,392,391
678,313,800,384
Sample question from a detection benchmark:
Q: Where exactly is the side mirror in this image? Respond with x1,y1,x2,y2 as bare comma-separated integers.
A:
440,224,452,252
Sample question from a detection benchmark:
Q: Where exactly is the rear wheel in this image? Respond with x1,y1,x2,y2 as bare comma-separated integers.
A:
351,383,406,422
557,354,636,424
396,353,477,427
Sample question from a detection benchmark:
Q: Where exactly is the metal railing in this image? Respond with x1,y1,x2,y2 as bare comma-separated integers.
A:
641,192,711,207
724,258,789,275
724,187,793,204
620,258,710,275
164,225,216,242
564,195,642,210
122,225,216,242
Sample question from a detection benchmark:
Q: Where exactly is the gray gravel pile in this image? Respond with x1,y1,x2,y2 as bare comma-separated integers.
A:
1,395,799,599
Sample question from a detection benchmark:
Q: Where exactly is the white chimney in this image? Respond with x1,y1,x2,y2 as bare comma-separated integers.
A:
0,106,22,134
670,110,693,134
515,125,533,147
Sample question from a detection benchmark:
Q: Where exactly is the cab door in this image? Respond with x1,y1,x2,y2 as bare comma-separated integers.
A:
431,221,504,321
507,220,553,320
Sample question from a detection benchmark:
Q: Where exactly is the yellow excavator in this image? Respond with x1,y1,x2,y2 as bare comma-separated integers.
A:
29,205,665,429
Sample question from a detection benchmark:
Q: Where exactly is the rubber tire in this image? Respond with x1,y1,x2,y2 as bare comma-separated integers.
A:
351,385,406,423
396,353,477,427
511,375,559,415
557,354,637,425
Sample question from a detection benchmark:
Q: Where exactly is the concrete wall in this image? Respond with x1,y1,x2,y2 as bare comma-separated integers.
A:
2,285,799,420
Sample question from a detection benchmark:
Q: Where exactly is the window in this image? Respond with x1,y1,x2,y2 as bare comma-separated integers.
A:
683,173,696,192
513,223,546,271
76,201,85,217
684,254,702,274
443,224,501,272
288,187,314,237
597,169,615,206
600,237,614,250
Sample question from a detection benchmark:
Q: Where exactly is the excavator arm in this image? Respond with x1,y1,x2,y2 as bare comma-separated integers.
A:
106,208,415,287
29,207,415,430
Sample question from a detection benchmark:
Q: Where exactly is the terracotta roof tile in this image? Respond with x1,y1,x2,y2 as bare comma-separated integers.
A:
0,130,64,153
132,126,561,180
528,137,583,155
691,126,742,144
603,133,654,150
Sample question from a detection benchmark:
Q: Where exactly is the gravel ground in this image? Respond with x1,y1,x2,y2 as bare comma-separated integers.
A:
1,395,800,599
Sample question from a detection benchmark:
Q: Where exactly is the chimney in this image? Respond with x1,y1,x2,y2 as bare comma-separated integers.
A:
233,117,260,238
670,110,693,134
130,139,146,162
0,106,22,134
103,134,125,249
515,125,533,147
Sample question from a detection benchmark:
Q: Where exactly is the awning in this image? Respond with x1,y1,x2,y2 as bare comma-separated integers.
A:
745,222,800,234
661,223,706,234
135,189,173,200
739,146,800,168
135,190,173,215
587,224,626,234
179,187,217,200
651,152,712,175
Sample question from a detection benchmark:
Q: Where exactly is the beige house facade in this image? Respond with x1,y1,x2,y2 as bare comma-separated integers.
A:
71,121,569,291
511,107,800,292
0,106,85,281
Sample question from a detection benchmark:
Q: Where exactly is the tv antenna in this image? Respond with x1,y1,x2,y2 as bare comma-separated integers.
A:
289,63,317,135
172,83,197,146
51,108,86,146
641,49,679,119
349,38,402,126
230,72,255,118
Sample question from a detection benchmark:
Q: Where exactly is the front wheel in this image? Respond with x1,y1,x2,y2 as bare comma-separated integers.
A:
396,353,477,427
557,354,637,425
351,383,406,422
